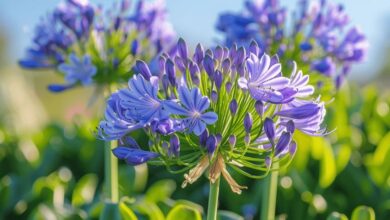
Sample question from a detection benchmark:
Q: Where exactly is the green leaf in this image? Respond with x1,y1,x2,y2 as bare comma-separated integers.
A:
174,200,204,214
145,179,176,203
327,212,348,220
217,210,244,220
166,204,202,220
71,174,98,207
119,202,137,220
132,201,164,220
351,206,375,220
366,132,390,186
311,137,337,188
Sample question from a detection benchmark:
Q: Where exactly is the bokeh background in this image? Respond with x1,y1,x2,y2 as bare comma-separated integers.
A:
1,0,390,219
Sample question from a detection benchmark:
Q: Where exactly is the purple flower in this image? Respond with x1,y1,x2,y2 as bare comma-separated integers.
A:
99,93,142,140
113,147,159,165
238,53,291,104
151,119,184,135
58,54,97,86
279,99,326,135
164,86,218,135
289,62,314,98
119,74,168,123
217,0,367,87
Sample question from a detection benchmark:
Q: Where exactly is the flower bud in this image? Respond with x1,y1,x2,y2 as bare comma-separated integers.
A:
264,117,275,145
211,90,218,103
229,135,236,148
233,47,246,66
225,82,232,93
214,70,223,89
244,113,253,133
175,56,186,73
275,132,292,157
286,120,295,133
214,45,224,60
216,133,222,145
136,60,152,80
194,43,204,64
169,134,180,157
130,39,139,55
199,129,209,147
255,101,264,117
229,99,238,115
203,54,215,78
222,58,231,74
206,135,217,155
165,58,176,86
178,38,188,60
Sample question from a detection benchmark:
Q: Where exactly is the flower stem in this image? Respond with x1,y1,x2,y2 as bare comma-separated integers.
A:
261,162,279,220
105,140,118,202
207,177,220,220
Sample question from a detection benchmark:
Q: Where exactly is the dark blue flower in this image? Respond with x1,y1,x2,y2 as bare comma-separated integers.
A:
164,86,218,136
113,147,159,165
119,74,168,124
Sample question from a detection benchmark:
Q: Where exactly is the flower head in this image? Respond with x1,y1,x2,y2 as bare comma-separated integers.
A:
99,39,328,193
216,0,367,89
20,0,175,93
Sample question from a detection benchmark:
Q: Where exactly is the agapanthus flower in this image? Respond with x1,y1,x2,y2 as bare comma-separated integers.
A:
19,0,175,93
99,39,328,194
216,0,368,89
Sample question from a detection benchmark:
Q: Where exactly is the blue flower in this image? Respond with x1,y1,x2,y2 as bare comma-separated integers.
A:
164,86,218,136
279,99,326,136
113,147,159,165
58,54,97,86
238,53,291,103
99,93,142,140
119,74,168,124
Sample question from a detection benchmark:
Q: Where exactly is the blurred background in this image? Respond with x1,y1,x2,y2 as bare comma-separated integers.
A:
1,0,390,219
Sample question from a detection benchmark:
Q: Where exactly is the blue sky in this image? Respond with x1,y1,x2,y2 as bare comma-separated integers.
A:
1,0,389,81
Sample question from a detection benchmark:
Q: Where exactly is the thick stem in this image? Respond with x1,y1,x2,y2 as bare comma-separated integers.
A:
207,177,220,220
261,162,279,220
105,140,118,202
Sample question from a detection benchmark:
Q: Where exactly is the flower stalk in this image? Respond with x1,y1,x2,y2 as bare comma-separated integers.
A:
261,162,279,220
207,176,220,220
105,140,119,202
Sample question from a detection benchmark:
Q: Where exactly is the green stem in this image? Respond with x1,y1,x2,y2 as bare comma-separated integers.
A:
105,140,118,202
207,177,220,220
261,162,279,220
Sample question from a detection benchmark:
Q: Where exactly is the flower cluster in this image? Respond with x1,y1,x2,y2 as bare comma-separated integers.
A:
99,39,327,193
19,0,175,92
216,0,368,89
